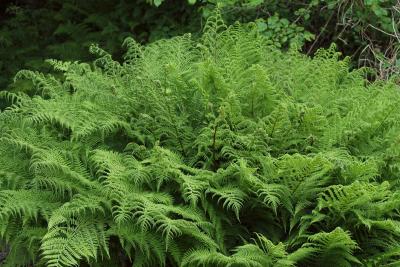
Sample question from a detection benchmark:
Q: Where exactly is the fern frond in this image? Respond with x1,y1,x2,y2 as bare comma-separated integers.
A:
41,217,109,267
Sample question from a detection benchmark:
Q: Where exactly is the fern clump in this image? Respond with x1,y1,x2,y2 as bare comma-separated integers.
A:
0,11,400,267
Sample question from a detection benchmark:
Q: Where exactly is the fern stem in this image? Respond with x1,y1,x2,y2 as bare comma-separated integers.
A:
211,123,219,171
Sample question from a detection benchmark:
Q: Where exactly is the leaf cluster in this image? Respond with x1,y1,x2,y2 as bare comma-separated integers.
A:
1,11,400,267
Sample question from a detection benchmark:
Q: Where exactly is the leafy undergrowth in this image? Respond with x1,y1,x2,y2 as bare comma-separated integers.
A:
0,12,400,267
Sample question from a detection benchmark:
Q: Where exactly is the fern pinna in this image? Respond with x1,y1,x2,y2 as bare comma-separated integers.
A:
0,11,400,267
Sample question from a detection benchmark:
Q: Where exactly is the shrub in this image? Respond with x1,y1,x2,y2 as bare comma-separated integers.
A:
0,11,400,267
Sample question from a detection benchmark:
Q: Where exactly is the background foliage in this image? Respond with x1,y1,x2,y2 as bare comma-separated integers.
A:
1,0,399,93
0,0,200,93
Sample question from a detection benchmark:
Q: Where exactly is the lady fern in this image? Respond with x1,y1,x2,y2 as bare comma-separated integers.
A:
0,11,400,267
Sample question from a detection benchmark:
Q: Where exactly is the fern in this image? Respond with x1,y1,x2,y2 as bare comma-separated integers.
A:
0,10,400,267
296,227,360,267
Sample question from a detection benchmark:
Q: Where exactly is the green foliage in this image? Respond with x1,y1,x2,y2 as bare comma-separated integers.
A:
0,0,201,92
255,14,315,49
1,11,400,267
252,1,400,74
1,0,399,96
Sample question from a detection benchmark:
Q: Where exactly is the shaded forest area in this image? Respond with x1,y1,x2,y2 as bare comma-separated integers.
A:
1,0,399,93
